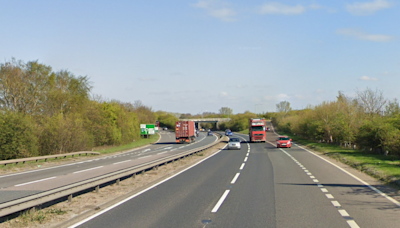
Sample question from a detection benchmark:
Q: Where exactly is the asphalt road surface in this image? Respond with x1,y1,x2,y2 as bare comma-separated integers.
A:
70,129,400,228
0,131,218,204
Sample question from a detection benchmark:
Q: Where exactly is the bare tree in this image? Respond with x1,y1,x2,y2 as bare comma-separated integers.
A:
385,98,400,116
219,107,233,117
276,101,292,113
356,88,387,115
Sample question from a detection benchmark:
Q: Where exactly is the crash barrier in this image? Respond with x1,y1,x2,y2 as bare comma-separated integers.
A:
0,133,224,218
0,152,101,166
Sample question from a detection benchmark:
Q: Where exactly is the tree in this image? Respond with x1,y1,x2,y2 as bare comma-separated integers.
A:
356,88,387,115
276,101,292,114
219,107,233,117
385,98,400,116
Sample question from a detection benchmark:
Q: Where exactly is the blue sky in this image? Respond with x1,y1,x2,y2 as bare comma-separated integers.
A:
1,0,398,114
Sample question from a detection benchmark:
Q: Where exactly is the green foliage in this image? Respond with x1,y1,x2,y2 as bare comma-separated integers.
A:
0,112,38,159
156,111,178,130
0,59,158,160
273,90,400,156
219,111,257,132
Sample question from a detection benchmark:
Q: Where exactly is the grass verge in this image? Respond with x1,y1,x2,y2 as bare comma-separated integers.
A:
238,129,249,134
281,131,400,186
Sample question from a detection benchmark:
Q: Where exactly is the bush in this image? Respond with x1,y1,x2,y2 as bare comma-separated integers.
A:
0,112,38,159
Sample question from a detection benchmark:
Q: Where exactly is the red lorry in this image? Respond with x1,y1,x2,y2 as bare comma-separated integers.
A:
249,118,266,143
175,121,196,143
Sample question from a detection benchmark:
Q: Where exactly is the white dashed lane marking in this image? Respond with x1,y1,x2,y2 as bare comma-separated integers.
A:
73,166,103,174
211,190,230,213
265,140,361,228
231,173,240,184
15,177,56,187
113,160,131,165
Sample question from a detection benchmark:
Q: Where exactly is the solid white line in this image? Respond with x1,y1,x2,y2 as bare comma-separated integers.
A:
331,201,341,207
211,190,230,213
73,166,103,174
321,188,328,193
347,220,360,228
295,144,400,207
68,144,228,228
113,160,131,165
239,163,245,170
15,176,56,187
244,157,248,162
231,173,240,184
326,194,334,199
138,155,151,159
338,209,349,217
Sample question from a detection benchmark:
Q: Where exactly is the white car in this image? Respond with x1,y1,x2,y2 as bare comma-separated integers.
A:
228,137,241,150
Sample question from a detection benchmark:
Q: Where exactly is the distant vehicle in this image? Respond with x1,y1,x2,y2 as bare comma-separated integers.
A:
226,131,233,136
175,121,196,143
207,131,213,136
276,136,292,148
228,137,241,150
265,127,270,131
163,127,168,131
249,118,266,143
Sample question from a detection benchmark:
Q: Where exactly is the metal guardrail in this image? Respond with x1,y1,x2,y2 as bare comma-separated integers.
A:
0,133,225,218
0,151,101,166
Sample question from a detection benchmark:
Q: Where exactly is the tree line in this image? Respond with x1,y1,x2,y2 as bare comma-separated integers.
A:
272,88,400,156
0,59,177,160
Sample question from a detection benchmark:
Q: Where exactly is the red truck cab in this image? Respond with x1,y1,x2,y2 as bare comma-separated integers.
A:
249,118,266,143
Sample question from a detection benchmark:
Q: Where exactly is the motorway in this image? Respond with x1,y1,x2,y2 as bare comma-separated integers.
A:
0,131,218,205
69,127,400,228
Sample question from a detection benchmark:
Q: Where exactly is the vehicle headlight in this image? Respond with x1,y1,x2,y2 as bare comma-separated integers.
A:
287,141,291,144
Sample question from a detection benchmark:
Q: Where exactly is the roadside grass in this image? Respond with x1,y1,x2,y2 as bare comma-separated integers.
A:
238,129,249,134
0,135,160,172
283,132,400,185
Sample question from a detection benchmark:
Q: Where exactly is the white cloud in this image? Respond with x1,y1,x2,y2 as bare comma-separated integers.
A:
193,0,237,22
219,91,228,97
337,28,395,42
259,2,306,15
360,76,378,81
346,0,393,15
263,94,290,101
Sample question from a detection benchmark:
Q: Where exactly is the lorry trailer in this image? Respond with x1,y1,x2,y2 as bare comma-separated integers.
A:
175,121,196,143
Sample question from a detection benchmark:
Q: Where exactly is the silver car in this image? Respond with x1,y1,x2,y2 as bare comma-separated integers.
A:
228,138,241,150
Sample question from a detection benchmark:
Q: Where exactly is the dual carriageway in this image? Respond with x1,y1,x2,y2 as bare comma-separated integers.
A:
1,125,400,227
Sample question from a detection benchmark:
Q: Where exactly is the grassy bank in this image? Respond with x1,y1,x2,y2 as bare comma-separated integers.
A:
281,131,400,186
238,129,249,134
